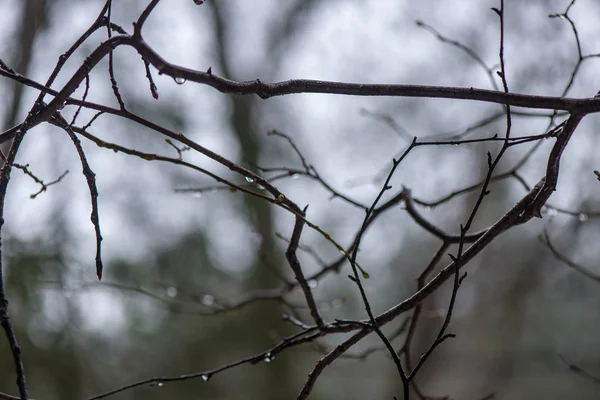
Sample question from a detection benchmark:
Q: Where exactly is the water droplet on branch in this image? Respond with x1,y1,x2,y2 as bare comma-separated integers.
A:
202,294,215,306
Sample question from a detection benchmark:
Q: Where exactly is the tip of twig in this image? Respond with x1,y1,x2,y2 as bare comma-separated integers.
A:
150,84,159,100
96,261,103,280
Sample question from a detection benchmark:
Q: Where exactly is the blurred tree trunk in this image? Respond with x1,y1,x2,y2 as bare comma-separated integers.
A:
208,3,295,399
2,0,49,155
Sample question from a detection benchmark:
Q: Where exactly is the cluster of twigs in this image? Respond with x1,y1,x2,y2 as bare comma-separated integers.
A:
1,0,600,399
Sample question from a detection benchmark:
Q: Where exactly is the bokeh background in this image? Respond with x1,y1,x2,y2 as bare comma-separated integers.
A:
2,0,600,399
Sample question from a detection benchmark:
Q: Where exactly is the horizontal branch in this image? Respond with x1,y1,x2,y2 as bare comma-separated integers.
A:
123,35,598,112
4,34,600,127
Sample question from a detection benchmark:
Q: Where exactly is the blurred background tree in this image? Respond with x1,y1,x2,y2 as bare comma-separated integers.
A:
1,0,600,399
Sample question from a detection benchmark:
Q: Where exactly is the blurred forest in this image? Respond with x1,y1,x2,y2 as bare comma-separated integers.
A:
1,0,600,399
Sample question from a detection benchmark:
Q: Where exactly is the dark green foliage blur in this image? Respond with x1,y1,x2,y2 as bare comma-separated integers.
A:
3,1,600,400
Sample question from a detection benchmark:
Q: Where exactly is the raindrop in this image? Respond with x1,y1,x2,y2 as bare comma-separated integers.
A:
452,143,459,147
578,213,589,222
154,381,164,387
202,294,215,306
546,208,558,217
193,0,205,4
308,280,318,289
166,287,177,297
201,374,210,382
245,176,255,183
264,353,273,362
339,249,347,256
331,298,343,308
192,192,202,199
291,174,300,180
174,77,186,85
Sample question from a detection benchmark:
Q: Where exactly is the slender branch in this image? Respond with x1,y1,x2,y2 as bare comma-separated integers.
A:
286,213,326,329
4,34,600,115
134,0,161,37
86,327,322,400
347,142,416,397
297,328,370,400
540,231,600,283
0,125,30,400
558,353,600,385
